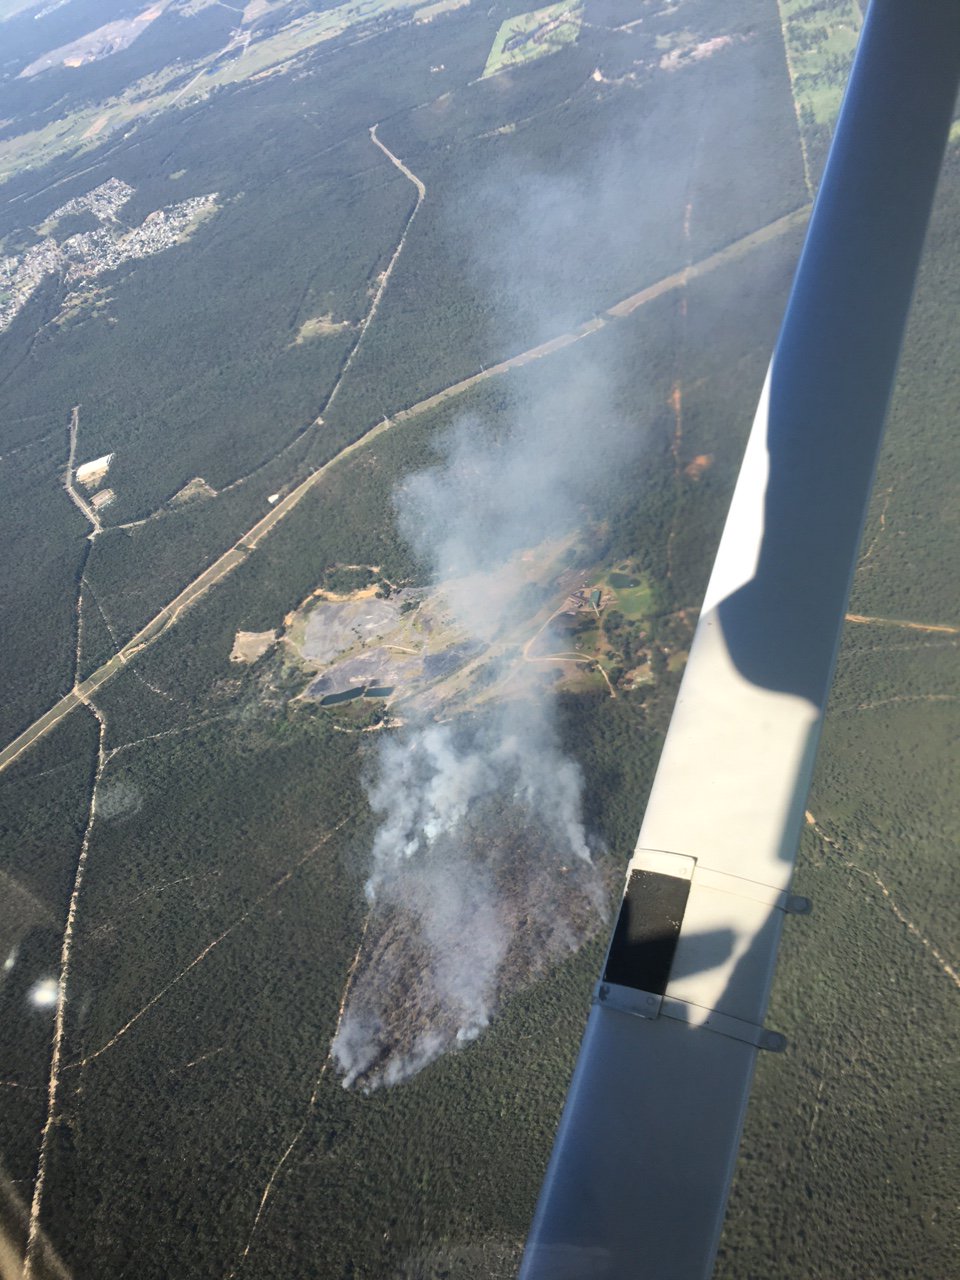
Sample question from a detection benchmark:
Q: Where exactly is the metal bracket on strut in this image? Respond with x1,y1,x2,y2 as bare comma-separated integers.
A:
594,982,787,1053
690,864,812,916
621,848,813,916
594,847,796,1053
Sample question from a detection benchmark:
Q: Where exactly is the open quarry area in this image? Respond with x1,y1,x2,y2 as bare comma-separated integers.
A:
249,544,678,723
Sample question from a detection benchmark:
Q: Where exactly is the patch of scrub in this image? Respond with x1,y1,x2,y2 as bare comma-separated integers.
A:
170,476,217,505
96,779,143,820
482,0,582,79
230,630,277,663
294,313,352,344
53,283,114,328
684,453,713,480
659,34,733,72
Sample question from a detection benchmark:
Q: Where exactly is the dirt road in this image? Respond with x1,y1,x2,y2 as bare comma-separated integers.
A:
63,406,102,535
844,612,959,635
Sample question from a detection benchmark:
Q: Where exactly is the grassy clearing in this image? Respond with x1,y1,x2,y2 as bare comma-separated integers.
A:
230,629,277,663
778,0,862,126
415,0,469,22
613,582,652,618
603,564,655,620
482,0,582,79
294,313,352,344
776,0,862,192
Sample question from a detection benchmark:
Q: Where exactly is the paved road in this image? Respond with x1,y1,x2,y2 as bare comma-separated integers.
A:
0,203,811,776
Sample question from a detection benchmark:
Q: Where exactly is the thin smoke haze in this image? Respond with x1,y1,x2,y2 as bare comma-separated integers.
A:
332,162,644,1090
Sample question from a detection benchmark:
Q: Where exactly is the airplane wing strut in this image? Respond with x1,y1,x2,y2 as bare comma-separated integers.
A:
519,3,960,1276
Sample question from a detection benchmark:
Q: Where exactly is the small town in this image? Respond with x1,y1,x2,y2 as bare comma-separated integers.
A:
0,177,218,333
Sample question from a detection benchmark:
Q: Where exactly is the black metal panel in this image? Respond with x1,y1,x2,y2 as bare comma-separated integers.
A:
602,870,690,995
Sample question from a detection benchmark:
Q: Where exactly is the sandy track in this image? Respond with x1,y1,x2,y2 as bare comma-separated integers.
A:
845,612,959,635
23,699,107,1280
63,406,102,535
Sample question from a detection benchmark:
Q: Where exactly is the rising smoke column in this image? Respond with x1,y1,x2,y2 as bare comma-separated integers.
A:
332,165,645,1091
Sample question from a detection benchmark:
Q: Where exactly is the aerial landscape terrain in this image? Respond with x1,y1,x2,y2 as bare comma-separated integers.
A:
0,0,956,1275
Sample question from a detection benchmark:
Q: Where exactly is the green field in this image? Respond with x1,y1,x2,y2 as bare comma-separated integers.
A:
778,0,862,125
604,565,655,620
777,0,863,188
482,0,582,78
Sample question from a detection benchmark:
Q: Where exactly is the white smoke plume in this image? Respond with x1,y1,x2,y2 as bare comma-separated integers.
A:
332,163,645,1090
364,721,590,905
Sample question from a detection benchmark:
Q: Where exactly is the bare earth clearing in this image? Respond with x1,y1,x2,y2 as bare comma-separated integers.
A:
170,476,217,505
230,630,277,663
294,313,353,343
844,612,959,635
280,538,644,716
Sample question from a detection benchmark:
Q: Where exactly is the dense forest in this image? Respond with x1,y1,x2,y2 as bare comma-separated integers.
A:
0,0,807,746
0,0,957,1276
717,143,960,1278
0,200,803,1278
